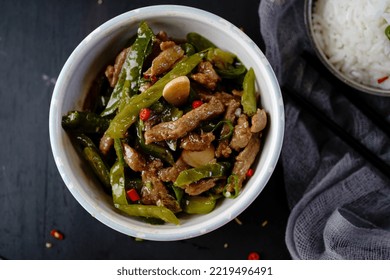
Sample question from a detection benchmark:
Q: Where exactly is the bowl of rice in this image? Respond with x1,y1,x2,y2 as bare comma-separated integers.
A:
305,0,390,96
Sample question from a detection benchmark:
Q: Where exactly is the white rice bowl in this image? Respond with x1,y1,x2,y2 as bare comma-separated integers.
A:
311,0,390,94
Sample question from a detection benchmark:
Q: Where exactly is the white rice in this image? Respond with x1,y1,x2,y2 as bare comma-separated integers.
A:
312,0,390,90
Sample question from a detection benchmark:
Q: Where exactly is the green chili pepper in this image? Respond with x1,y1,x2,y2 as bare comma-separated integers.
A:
101,21,155,117
223,174,240,199
174,163,230,187
241,67,257,116
186,32,216,51
62,111,110,133
216,63,247,79
202,119,234,140
82,146,111,191
181,43,196,56
116,204,179,225
386,25,390,41
110,139,127,206
73,133,110,190
206,48,236,69
74,133,97,148
172,185,184,204
105,52,204,139
183,196,217,214
136,120,175,165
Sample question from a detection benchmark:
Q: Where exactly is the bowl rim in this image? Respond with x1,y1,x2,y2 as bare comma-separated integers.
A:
49,4,285,241
304,0,390,97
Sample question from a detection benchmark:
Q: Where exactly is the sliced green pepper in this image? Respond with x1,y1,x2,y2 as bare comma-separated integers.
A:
186,32,216,51
206,48,236,69
183,196,217,214
216,63,247,79
62,111,110,133
105,52,204,139
241,67,257,116
136,120,175,165
74,133,111,191
202,119,234,140
181,42,196,56
83,146,111,191
110,138,127,206
223,174,240,199
101,21,155,117
385,25,390,41
116,204,179,225
174,163,230,187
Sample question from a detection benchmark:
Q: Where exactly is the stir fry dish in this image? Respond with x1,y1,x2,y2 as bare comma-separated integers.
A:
62,21,268,225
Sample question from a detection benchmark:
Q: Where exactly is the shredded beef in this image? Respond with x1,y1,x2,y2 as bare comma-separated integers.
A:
191,61,221,90
158,157,189,183
99,133,114,155
215,98,241,158
105,47,130,87
199,91,239,107
148,42,184,76
141,159,181,213
230,114,252,151
180,132,215,151
123,143,146,172
225,133,260,193
251,108,267,133
144,97,225,144
184,178,218,196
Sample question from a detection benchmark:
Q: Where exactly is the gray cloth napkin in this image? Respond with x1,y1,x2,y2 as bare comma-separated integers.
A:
259,0,390,259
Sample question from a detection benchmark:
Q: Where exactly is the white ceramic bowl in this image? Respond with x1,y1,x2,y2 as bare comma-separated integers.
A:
49,5,284,241
305,0,390,96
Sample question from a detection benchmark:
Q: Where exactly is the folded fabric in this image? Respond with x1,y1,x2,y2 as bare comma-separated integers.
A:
259,0,390,259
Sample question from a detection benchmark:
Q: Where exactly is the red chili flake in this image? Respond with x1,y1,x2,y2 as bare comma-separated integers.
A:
139,108,151,121
127,188,140,202
377,76,389,84
192,100,203,109
50,229,64,240
246,168,254,177
247,251,260,260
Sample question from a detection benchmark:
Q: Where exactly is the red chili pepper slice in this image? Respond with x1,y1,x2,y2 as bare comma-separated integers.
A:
139,108,151,121
50,229,64,240
247,251,260,260
127,188,140,202
377,76,389,84
246,168,254,177
192,100,203,109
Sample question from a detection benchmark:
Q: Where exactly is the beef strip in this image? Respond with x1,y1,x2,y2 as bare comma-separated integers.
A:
199,91,239,107
191,61,221,90
158,157,189,183
225,133,261,193
144,97,225,144
184,178,218,196
122,143,146,172
251,108,267,133
180,132,215,151
148,42,184,77
230,114,252,151
99,133,114,155
105,47,130,88
215,98,241,158
141,159,181,213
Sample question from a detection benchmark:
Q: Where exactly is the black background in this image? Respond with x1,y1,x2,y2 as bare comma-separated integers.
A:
0,0,291,260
